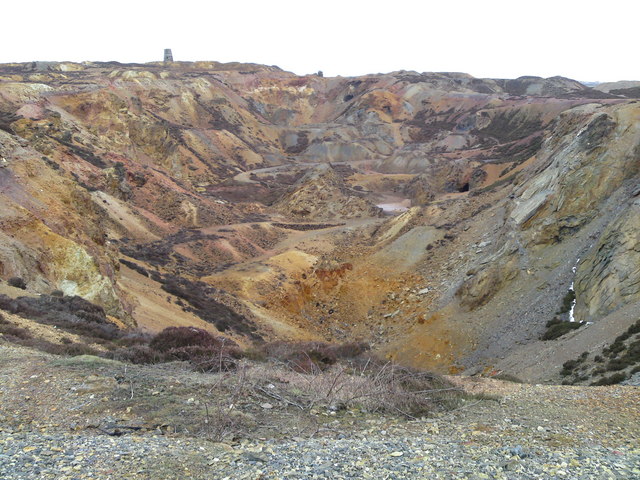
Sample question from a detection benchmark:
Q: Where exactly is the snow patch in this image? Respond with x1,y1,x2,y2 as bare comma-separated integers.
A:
568,258,580,322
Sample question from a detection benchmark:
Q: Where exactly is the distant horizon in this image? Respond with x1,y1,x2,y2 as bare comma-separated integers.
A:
1,58,638,85
2,0,637,84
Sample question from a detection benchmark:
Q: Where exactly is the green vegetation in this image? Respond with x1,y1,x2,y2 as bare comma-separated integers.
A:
541,317,584,341
557,290,576,314
7,277,27,290
562,319,640,385
560,352,589,376
606,339,640,371
591,373,627,386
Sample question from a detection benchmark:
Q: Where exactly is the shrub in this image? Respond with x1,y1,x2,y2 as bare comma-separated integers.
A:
7,277,27,290
329,341,371,359
615,331,631,343
110,345,168,364
0,323,32,340
0,329,100,357
606,359,628,371
591,373,627,386
55,342,101,357
113,331,153,347
627,319,640,335
170,344,242,372
352,361,461,416
118,259,149,277
157,275,260,340
560,353,590,376
284,350,333,374
0,294,121,341
150,327,222,352
541,318,583,340
562,359,581,371
604,340,626,358
266,350,461,416
0,294,108,323
242,347,268,362
625,339,640,360
261,341,338,373
612,339,640,369
148,327,242,372
557,290,576,314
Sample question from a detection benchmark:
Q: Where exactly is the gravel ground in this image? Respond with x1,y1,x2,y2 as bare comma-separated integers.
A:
1,426,638,480
1,345,638,479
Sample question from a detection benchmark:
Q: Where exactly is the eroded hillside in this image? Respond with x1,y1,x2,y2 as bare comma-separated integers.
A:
0,60,638,383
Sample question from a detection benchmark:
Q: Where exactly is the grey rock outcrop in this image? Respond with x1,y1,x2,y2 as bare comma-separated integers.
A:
510,103,640,246
575,199,640,321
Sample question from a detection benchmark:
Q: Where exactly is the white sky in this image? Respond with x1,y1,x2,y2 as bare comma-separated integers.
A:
2,0,637,82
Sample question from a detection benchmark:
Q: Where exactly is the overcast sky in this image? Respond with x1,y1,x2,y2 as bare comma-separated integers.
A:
3,0,637,82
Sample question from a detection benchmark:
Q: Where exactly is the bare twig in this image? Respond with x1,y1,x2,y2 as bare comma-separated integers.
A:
325,367,345,400
390,405,419,421
412,387,463,395
255,385,305,410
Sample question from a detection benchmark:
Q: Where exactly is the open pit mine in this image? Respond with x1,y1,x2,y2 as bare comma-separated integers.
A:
0,60,639,384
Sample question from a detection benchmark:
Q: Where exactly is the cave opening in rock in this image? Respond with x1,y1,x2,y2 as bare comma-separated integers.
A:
459,182,470,192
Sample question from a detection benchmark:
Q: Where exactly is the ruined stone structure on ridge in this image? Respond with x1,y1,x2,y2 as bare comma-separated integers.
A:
164,49,173,62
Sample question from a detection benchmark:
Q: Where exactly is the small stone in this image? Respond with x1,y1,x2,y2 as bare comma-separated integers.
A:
260,403,273,409
390,451,404,457
503,459,521,471
510,445,527,458
242,452,268,463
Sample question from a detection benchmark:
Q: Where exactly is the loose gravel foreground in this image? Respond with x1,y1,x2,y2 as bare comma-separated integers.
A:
1,421,638,480
0,345,638,479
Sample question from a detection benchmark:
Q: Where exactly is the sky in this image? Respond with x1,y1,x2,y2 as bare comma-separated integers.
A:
2,0,637,82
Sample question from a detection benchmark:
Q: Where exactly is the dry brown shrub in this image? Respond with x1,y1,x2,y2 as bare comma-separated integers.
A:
242,354,461,418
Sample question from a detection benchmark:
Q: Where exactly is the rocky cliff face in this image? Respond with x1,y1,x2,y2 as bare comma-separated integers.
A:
0,61,637,381
575,198,640,320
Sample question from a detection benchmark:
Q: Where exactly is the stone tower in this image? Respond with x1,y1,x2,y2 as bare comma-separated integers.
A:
164,49,173,62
